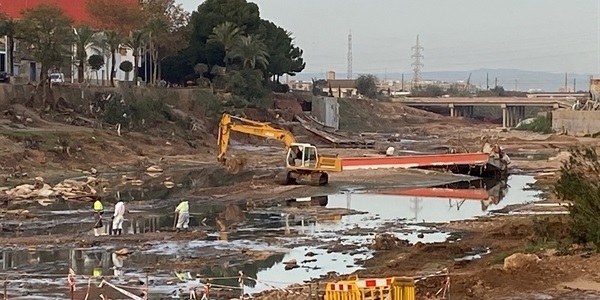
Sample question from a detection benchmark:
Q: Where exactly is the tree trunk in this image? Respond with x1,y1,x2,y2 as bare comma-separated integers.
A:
78,50,85,83
39,63,49,107
7,36,14,75
133,49,139,86
158,59,162,84
152,49,158,86
110,47,116,87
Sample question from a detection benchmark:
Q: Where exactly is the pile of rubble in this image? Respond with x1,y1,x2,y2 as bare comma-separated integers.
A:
2,176,104,201
370,233,410,251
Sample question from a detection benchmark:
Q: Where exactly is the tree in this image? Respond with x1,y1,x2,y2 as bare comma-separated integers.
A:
187,0,261,69
230,35,269,70
73,25,100,83
162,0,305,86
88,54,104,83
86,0,144,34
257,20,305,82
228,69,267,104
103,31,122,87
140,0,190,85
0,14,17,75
124,29,147,85
194,63,209,86
17,5,74,84
119,60,133,81
208,21,242,68
356,74,378,98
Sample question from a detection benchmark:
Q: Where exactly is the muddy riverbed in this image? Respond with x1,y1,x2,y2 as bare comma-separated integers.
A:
0,173,544,299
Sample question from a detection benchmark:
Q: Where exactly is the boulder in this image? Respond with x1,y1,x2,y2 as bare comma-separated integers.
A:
503,253,541,271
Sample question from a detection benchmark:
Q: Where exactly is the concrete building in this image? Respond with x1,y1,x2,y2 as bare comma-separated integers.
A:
73,43,137,85
323,71,357,97
311,96,340,129
289,80,312,91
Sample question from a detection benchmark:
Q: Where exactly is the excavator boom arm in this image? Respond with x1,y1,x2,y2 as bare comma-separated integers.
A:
217,114,296,160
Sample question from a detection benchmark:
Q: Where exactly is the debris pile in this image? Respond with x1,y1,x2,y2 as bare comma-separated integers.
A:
3,177,103,201
370,233,410,251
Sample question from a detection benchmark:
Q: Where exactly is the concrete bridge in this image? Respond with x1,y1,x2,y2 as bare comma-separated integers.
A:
399,97,576,127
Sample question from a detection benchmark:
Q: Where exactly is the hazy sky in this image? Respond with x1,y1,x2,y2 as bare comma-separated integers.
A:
178,0,600,76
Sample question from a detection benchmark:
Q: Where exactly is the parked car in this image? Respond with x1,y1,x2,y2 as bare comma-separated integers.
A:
49,73,65,84
0,71,10,83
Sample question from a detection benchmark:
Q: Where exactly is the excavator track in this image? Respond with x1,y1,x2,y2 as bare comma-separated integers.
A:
310,172,329,186
286,171,329,186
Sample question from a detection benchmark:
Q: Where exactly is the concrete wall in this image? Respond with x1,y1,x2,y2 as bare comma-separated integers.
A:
552,109,600,135
311,96,339,129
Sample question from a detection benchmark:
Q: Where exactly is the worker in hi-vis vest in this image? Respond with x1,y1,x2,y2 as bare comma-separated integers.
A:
174,200,190,232
93,198,106,236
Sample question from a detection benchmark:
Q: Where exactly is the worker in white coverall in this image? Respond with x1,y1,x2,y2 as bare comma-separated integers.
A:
175,200,190,233
112,199,126,235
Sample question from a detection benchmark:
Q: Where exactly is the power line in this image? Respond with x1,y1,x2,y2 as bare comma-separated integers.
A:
411,35,424,85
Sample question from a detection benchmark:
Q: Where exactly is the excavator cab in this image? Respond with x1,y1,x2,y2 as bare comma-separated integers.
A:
286,143,318,169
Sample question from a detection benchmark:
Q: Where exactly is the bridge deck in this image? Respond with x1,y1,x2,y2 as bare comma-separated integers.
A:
397,97,574,108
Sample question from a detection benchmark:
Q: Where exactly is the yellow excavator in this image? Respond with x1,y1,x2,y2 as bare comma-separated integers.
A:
217,113,343,186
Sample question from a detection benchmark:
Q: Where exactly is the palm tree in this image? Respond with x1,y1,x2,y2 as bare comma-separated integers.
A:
104,31,122,87
0,16,17,75
208,22,242,69
230,35,269,70
73,25,99,83
124,30,146,86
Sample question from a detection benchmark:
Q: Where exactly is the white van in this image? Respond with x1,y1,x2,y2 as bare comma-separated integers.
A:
49,73,65,84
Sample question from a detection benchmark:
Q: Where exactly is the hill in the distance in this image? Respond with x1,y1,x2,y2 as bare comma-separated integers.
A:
293,68,594,92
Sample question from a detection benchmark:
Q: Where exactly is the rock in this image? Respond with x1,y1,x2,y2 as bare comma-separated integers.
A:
371,233,410,251
385,147,395,156
417,233,425,239
130,180,144,186
284,264,299,271
146,165,163,173
503,253,541,271
283,259,297,265
34,177,44,182
163,181,175,189
305,252,317,257
90,168,98,175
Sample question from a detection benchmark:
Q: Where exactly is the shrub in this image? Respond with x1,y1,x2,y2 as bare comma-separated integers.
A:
515,114,552,134
554,147,600,248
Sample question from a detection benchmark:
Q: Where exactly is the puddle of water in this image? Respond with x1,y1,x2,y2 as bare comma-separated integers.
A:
329,175,538,223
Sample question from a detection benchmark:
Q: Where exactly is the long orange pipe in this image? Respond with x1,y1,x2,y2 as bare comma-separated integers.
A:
342,153,490,170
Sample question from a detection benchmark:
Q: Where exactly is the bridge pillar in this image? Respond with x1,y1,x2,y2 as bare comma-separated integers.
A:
449,103,455,117
466,106,474,118
504,106,526,127
516,106,525,126
501,104,507,128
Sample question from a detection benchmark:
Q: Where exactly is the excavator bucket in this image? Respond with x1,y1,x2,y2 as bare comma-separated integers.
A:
222,156,247,174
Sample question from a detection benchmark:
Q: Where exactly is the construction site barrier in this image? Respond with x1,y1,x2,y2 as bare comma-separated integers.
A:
324,277,415,300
